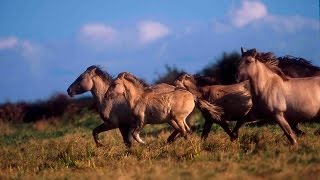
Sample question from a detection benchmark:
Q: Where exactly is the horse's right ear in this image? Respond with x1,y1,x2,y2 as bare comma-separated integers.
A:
241,47,247,54
118,72,126,79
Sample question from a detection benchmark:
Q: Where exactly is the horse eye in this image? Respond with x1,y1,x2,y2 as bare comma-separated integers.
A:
245,60,251,64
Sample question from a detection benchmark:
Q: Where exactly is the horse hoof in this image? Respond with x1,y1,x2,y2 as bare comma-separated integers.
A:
230,137,237,142
96,143,105,148
230,133,238,142
296,132,306,137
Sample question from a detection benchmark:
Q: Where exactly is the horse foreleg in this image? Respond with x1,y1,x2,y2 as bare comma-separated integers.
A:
119,125,133,148
131,118,146,144
274,113,298,146
92,122,117,147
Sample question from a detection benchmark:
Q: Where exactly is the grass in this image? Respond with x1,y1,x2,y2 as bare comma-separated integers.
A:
0,111,320,179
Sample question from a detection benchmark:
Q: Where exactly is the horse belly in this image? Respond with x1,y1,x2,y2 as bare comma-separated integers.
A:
215,93,252,118
286,100,320,121
144,101,172,124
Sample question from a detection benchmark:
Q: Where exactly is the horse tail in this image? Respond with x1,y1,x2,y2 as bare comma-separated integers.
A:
195,98,223,121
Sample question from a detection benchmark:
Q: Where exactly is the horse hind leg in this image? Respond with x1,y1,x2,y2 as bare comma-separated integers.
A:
184,120,191,133
175,118,188,139
167,120,181,143
289,122,306,137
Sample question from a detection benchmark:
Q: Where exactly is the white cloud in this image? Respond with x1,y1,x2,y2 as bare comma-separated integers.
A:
264,15,320,33
80,23,117,42
0,36,44,72
138,21,170,44
79,23,117,49
0,37,19,49
230,0,267,27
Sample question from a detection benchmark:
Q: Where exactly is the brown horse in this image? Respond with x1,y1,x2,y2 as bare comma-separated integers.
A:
109,72,223,144
237,47,320,146
174,73,253,140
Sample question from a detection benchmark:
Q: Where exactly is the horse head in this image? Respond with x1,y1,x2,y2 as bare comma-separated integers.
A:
67,66,98,97
237,47,258,82
174,72,194,88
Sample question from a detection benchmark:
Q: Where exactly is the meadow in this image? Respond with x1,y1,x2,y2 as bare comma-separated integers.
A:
1,108,320,180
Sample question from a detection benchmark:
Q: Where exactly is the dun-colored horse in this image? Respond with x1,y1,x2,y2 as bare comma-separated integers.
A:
237,48,320,146
110,72,222,144
174,73,252,140
67,66,176,147
67,66,135,147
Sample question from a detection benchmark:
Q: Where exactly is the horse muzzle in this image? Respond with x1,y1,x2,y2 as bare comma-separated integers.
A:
236,73,248,83
67,87,75,97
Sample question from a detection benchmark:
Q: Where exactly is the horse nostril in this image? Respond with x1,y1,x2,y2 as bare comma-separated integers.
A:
67,88,73,97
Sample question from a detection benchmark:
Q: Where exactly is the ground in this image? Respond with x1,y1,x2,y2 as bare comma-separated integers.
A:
0,111,320,179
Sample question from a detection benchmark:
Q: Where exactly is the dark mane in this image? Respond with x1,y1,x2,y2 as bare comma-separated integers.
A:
253,51,289,81
194,74,220,86
277,55,320,77
176,71,189,81
87,65,113,84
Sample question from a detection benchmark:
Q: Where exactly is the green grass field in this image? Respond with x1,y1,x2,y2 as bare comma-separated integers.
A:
1,111,320,179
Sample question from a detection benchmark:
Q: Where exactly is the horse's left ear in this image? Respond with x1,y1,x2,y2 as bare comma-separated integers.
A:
241,47,247,55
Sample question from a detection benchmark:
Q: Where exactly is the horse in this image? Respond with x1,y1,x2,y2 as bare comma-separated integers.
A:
109,72,223,144
237,47,320,146
67,66,177,147
174,73,253,140
67,66,136,147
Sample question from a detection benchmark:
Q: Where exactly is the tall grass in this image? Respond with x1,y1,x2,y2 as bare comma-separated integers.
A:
0,110,319,179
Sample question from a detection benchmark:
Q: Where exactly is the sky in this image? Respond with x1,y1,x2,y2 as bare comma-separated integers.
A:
0,0,319,102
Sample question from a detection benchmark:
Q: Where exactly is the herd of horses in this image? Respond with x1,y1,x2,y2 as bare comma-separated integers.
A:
67,47,320,148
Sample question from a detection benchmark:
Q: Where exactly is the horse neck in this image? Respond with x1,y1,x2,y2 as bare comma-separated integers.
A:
250,62,278,95
91,76,110,109
123,82,144,109
184,81,203,98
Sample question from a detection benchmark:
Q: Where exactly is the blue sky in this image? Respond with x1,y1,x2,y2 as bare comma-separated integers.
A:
0,0,319,102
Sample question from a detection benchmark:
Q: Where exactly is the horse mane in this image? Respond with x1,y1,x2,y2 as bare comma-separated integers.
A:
194,74,220,86
254,52,289,81
122,72,149,88
87,65,113,84
277,55,320,77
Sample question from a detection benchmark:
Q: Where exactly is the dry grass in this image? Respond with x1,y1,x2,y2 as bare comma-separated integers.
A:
0,111,320,180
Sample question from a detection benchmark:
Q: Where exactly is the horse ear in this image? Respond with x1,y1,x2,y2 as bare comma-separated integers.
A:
241,47,247,55
119,72,126,79
89,67,97,75
252,48,258,57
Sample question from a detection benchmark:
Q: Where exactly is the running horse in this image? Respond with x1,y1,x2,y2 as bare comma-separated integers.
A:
237,47,320,146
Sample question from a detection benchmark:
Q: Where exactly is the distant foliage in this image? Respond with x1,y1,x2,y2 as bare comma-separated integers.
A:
154,65,184,85
0,93,97,123
0,102,28,122
200,52,241,84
